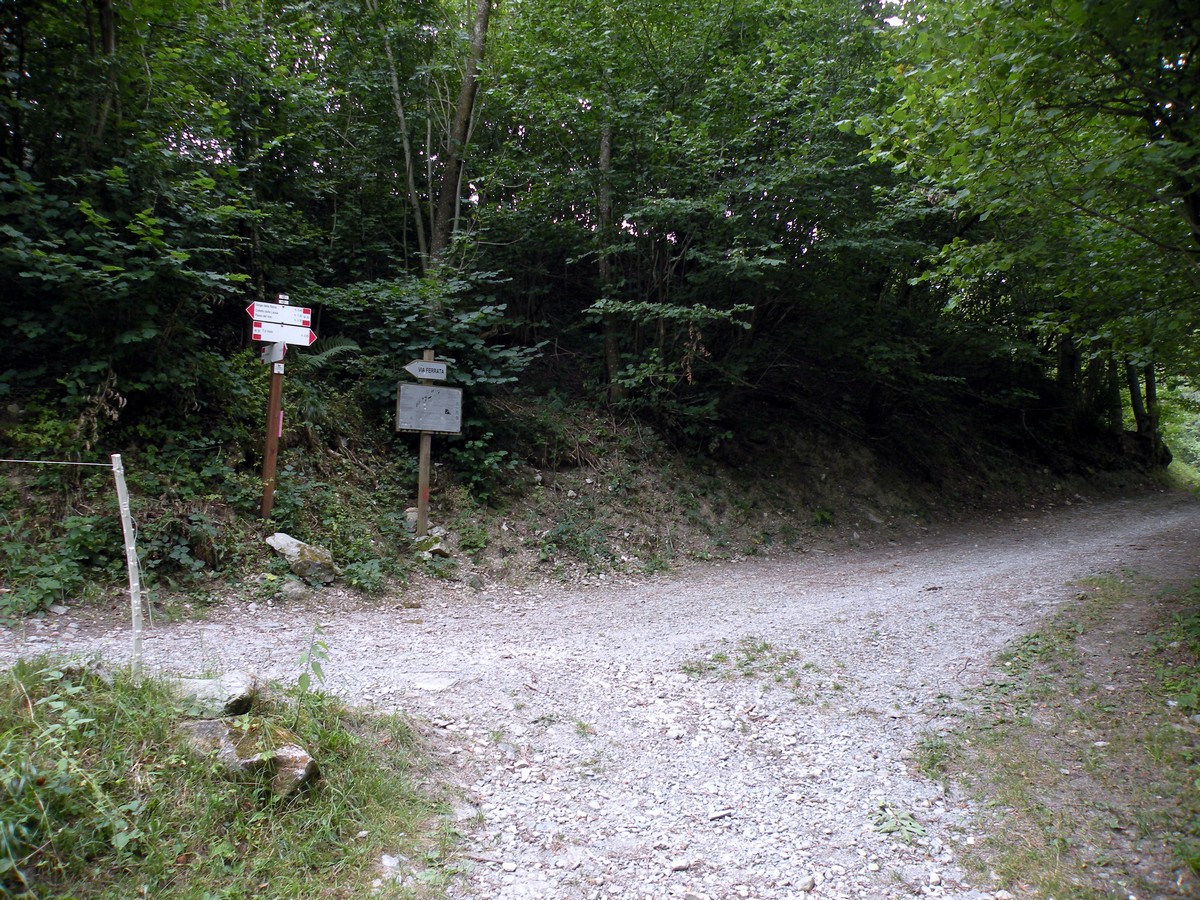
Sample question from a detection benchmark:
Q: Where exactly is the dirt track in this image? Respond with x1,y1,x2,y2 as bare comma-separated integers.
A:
4,490,1198,899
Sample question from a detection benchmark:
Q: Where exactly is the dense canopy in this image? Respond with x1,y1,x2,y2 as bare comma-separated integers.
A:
2,0,1197,469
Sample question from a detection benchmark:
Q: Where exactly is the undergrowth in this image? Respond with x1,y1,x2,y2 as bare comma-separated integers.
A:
0,660,451,898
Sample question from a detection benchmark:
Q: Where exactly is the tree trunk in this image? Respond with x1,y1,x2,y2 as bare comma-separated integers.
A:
598,120,625,402
1125,359,1148,433
1056,334,1079,393
1104,356,1123,436
369,0,429,268
428,0,492,270
83,0,118,163
1124,358,1171,466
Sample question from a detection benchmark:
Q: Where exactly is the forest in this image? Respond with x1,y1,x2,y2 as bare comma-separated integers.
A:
2,0,1199,609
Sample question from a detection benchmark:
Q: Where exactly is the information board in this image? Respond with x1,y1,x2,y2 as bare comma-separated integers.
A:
396,384,463,434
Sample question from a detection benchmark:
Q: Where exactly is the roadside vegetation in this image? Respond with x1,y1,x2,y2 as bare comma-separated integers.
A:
0,659,454,899
916,576,1200,898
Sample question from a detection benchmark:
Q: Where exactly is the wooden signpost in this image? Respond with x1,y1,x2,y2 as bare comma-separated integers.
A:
396,350,462,537
248,294,317,518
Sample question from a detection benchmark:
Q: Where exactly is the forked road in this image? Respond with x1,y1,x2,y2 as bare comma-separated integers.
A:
4,491,1199,899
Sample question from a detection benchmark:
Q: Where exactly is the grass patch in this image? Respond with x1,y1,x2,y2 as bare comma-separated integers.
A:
923,577,1200,898
682,637,832,703
0,659,452,898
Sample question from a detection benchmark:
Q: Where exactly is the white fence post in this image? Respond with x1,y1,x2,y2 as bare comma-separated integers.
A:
110,454,143,678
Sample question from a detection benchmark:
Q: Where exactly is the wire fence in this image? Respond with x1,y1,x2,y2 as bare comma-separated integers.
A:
2,455,144,676
0,458,113,467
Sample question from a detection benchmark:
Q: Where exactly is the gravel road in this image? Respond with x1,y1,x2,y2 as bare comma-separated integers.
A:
3,490,1198,899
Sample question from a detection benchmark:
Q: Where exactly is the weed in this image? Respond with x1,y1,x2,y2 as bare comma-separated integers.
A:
915,733,950,779
293,624,329,729
343,557,386,593
870,802,926,843
682,637,815,699
539,516,612,566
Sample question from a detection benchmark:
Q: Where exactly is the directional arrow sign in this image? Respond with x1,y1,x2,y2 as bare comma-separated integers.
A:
403,359,449,381
246,302,312,327
251,320,317,346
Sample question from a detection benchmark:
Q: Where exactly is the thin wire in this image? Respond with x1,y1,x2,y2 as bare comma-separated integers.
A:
0,458,112,467
4,454,152,622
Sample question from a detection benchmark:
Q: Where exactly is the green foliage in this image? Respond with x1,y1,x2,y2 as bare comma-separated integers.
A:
447,431,520,503
1162,382,1200,470
539,516,612,566
0,507,120,617
342,558,387,593
870,802,927,843
316,273,540,407
862,0,1200,379
1,0,1193,612
293,625,329,729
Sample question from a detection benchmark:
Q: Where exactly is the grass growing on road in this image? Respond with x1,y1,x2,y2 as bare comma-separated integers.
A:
682,636,838,704
919,576,1200,898
0,659,453,899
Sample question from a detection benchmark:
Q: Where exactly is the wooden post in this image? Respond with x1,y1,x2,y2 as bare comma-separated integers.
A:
261,354,285,518
415,349,435,537
111,454,142,679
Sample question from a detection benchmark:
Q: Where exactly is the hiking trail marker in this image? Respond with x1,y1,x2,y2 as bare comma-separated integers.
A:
248,294,318,517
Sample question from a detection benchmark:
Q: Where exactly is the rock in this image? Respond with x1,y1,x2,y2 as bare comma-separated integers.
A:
797,875,816,893
49,604,69,616
265,533,337,584
279,579,312,602
413,535,451,558
169,672,258,717
412,674,457,692
178,717,319,798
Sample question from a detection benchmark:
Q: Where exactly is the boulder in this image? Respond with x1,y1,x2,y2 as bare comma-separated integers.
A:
169,672,258,717
179,717,319,798
266,533,337,584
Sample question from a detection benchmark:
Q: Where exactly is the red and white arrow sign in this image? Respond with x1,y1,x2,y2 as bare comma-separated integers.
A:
246,302,312,327
251,320,318,346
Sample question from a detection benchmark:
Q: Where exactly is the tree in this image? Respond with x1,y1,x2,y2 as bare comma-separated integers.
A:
861,0,1200,462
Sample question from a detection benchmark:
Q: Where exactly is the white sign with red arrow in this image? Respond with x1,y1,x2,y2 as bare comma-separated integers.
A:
251,320,317,346
246,302,312,327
